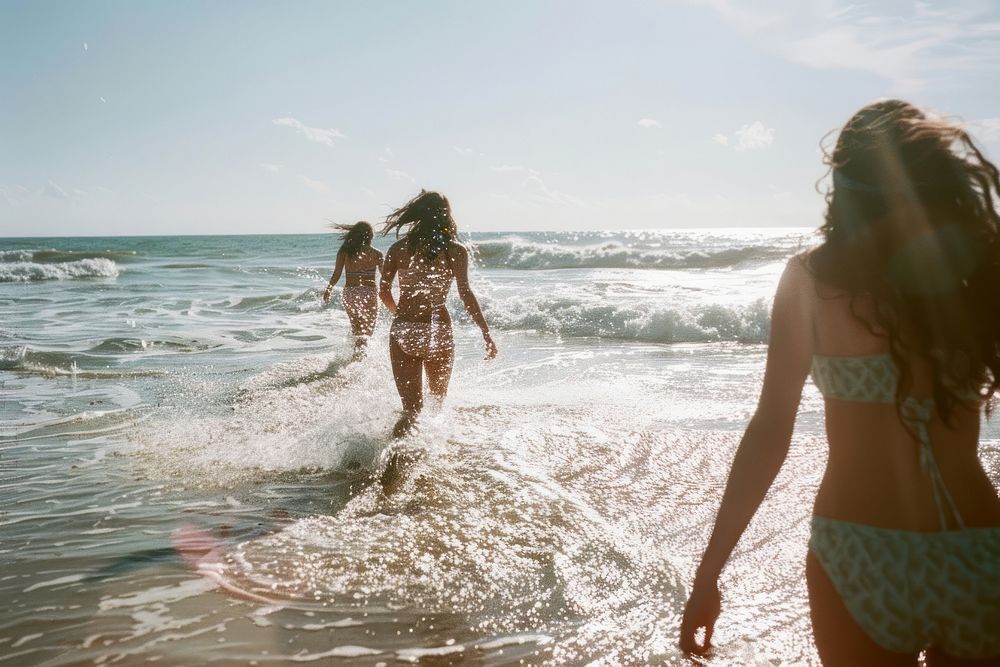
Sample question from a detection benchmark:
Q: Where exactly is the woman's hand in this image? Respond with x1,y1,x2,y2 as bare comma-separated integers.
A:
322,285,332,304
679,578,721,656
483,331,498,360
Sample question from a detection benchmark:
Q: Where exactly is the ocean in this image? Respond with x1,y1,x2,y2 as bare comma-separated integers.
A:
2,230,998,665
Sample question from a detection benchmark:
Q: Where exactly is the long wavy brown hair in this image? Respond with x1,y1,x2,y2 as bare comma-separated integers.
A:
381,190,458,260
809,99,1000,421
335,221,373,258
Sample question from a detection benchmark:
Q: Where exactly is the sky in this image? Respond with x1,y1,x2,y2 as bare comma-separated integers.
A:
2,0,999,236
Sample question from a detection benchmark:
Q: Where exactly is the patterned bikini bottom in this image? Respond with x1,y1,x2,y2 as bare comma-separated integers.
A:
809,515,1000,658
390,316,454,360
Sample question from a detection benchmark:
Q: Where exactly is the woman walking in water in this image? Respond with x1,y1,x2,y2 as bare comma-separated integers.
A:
322,221,383,360
379,190,497,439
682,100,1000,664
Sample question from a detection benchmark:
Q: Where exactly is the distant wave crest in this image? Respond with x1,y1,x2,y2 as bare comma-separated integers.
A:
484,293,771,344
0,345,161,378
472,237,790,271
0,252,120,282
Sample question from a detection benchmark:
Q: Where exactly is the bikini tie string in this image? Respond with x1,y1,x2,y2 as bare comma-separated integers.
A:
901,398,965,530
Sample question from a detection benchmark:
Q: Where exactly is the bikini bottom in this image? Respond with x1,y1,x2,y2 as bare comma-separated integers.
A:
390,316,454,360
809,515,1000,658
342,286,377,334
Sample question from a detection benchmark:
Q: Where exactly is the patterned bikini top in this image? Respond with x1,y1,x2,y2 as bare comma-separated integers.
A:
811,353,897,402
811,353,965,530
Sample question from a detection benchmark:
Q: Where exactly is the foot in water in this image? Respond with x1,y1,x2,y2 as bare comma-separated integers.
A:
382,411,418,493
379,445,425,495
391,410,418,439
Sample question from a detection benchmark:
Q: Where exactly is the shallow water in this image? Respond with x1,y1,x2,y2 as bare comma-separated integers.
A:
1,230,997,665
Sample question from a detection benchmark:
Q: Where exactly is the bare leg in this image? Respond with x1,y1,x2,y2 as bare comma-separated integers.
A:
424,345,455,402
383,336,424,493
806,552,916,666
389,335,423,435
344,308,365,359
344,290,377,360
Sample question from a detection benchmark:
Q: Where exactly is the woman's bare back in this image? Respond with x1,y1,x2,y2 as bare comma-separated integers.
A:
343,247,382,287
799,254,1000,529
392,243,455,323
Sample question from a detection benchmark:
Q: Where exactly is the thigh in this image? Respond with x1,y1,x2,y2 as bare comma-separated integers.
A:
806,552,916,667
424,346,454,398
343,291,372,336
342,295,362,335
354,290,377,336
389,333,423,412
344,307,364,336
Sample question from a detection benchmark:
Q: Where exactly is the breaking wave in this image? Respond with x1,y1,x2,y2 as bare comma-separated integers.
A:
483,293,771,344
0,345,162,378
0,256,120,282
471,237,793,271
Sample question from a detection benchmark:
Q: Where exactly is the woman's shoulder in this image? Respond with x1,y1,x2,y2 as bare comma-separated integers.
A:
790,248,814,269
781,250,814,284
387,239,408,253
791,247,853,300
774,250,825,310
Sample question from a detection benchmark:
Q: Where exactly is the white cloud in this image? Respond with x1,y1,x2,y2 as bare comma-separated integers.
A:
259,163,282,173
386,168,415,183
83,42,88,52
378,147,394,163
453,146,477,155
43,181,71,199
272,117,345,148
0,185,29,206
638,118,662,129
360,186,376,197
521,175,587,207
96,186,113,194
685,0,1000,94
712,133,729,146
490,164,542,177
734,121,775,151
969,118,1000,143
297,174,329,193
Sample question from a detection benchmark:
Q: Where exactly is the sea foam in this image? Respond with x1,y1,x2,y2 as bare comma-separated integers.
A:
0,257,120,282
472,236,792,271
484,292,771,344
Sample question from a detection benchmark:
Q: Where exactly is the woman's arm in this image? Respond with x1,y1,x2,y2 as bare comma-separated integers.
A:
379,245,400,315
451,245,497,359
322,251,346,304
680,255,814,655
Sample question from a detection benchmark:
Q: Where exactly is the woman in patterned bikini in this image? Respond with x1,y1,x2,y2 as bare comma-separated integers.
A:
322,221,383,360
682,100,1000,664
379,190,497,441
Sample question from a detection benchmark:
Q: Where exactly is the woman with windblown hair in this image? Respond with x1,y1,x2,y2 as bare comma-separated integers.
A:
682,100,1000,664
322,221,383,359
379,190,497,439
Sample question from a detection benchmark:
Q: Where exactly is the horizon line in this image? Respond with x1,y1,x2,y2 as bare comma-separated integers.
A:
0,225,819,240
